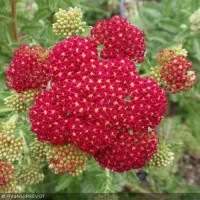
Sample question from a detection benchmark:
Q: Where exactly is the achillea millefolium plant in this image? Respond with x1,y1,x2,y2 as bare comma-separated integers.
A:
0,6,197,193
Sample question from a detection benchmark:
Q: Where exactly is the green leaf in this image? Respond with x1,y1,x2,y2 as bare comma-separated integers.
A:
158,18,180,33
193,38,200,58
35,0,49,7
169,142,183,149
79,26,92,37
48,0,59,11
33,8,51,21
55,174,73,192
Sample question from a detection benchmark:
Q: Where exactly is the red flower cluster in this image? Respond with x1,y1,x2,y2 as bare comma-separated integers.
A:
46,144,88,176
158,49,197,93
30,34,167,171
29,91,69,145
95,131,158,172
90,15,146,63
0,160,15,185
6,45,50,92
49,36,98,81
156,48,174,66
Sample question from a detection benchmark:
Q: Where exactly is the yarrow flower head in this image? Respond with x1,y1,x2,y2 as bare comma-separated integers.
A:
6,45,50,92
189,8,200,34
149,144,174,168
52,7,86,37
0,160,15,185
94,130,158,172
90,15,146,63
49,36,98,81
45,144,88,176
155,46,197,94
29,91,69,145
29,34,168,172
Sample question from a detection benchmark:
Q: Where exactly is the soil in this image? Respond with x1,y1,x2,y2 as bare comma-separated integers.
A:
176,151,200,186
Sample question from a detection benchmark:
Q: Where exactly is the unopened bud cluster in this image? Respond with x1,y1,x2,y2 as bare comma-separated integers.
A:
1,122,16,134
4,90,37,113
15,163,44,185
0,133,24,162
45,144,88,176
0,179,22,193
171,45,187,57
149,144,174,168
150,66,162,85
156,48,174,66
52,7,86,37
189,8,200,34
0,159,15,185
30,141,50,162
0,122,24,162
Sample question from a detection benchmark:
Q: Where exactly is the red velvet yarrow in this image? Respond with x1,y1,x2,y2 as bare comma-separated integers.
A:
94,130,158,172
29,91,69,145
160,56,197,93
90,15,146,63
67,117,119,155
50,58,139,119
47,59,167,156
0,160,15,185
122,77,167,131
6,45,50,93
49,36,98,81
50,58,167,133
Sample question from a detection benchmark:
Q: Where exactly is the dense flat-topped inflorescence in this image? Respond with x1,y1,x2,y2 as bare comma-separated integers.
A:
29,34,167,172
91,15,146,63
6,45,50,93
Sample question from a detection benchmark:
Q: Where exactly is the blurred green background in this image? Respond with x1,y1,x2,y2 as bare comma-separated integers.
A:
0,0,200,197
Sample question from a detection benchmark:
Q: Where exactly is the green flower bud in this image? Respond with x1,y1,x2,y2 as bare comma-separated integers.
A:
4,90,37,113
149,144,174,168
15,163,44,185
29,140,50,162
190,8,200,34
171,44,187,57
150,66,162,85
52,7,86,37
45,144,88,176
0,179,23,193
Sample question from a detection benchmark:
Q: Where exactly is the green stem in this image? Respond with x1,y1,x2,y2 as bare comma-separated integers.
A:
0,107,14,113
5,26,12,44
143,56,153,68
0,41,13,53
11,0,18,41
